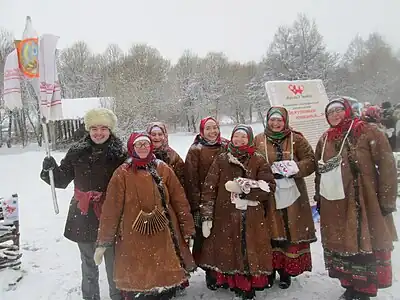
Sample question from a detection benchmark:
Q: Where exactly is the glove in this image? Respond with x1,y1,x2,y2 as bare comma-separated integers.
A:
42,156,57,171
273,173,285,179
202,221,213,238
225,180,243,193
94,247,106,265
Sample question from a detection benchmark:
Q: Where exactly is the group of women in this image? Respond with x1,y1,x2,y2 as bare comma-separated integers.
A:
40,98,397,300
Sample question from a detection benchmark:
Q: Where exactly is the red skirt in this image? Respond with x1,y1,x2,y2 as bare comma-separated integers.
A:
272,242,312,276
325,249,392,297
208,270,270,292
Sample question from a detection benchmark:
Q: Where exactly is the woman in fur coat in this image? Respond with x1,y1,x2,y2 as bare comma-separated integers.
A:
94,132,196,300
146,122,185,187
254,106,317,289
183,116,229,289
197,124,276,300
40,108,126,300
315,99,397,300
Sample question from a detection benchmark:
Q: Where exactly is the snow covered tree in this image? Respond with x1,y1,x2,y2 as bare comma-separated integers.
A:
263,14,338,85
343,33,400,104
57,41,106,99
113,44,170,133
245,62,269,125
172,50,205,132
201,52,228,119
0,28,15,146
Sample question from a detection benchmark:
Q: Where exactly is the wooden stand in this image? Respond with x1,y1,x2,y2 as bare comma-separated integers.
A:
0,194,23,291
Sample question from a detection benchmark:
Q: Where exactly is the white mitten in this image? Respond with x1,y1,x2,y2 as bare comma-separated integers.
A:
257,180,270,192
94,247,106,266
225,180,242,194
202,221,213,238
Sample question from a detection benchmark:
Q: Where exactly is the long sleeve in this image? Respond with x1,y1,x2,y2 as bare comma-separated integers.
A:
200,157,220,221
245,157,276,202
314,137,324,202
369,126,398,215
293,134,316,179
169,149,185,188
164,164,195,238
184,146,201,212
97,166,126,247
40,150,75,189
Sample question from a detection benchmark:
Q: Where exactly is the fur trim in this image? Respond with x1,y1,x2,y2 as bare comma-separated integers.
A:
199,264,272,276
227,152,248,174
84,108,117,132
69,135,126,162
120,276,190,294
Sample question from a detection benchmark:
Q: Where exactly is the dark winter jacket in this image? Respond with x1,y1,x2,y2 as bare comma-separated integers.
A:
40,135,126,243
382,109,397,151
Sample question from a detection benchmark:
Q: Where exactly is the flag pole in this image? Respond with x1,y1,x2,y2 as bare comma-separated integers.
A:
21,16,59,214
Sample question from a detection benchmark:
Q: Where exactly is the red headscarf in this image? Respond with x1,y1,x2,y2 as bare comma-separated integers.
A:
193,116,228,146
127,132,156,168
325,99,365,141
200,117,222,142
363,105,382,123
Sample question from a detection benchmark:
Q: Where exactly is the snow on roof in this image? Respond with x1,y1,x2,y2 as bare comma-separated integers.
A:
60,97,114,120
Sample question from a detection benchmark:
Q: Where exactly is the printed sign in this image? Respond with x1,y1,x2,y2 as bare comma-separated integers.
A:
1,194,19,225
265,79,330,205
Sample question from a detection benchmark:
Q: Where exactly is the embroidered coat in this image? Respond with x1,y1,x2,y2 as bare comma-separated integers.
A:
97,160,196,292
254,132,317,244
198,152,276,275
315,123,398,254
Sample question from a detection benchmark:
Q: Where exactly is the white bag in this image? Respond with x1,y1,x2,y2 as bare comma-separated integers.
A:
317,121,353,201
319,157,345,201
274,177,300,209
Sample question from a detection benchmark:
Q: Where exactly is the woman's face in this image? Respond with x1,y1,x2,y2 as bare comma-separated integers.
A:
232,131,248,147
203,120,219,142
267,117,285,132
150,128,165,149
327,106,346,126
89,125,110,144
134,140,151,158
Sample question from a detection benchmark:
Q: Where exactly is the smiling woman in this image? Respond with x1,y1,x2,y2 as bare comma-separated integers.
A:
146,122,185,187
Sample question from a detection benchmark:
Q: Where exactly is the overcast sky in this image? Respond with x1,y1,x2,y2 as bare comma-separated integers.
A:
0,0,398,63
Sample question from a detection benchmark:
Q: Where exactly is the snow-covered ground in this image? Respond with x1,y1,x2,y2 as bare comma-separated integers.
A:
0,123,399,300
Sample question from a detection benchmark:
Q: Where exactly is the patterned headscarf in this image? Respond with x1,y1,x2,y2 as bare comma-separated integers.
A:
264,107,292,141
325,99,365,141
127,131,156,169
227,124,255,161
146,122,169,149
363,105,382,123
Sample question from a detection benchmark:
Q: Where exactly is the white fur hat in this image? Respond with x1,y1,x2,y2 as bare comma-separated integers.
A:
84,108,117,132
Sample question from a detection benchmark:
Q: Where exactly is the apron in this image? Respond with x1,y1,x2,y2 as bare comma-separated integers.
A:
265,133,300,209
317,120,353,201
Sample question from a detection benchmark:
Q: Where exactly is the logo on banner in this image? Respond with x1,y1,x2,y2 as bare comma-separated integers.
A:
286,84,312,100
288,84,304,95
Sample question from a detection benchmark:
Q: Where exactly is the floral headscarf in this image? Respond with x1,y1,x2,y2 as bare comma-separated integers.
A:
325,99,365,141
227,124,255,161
264,107,292,141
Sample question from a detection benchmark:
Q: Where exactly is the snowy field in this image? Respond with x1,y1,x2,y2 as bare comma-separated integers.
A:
0,123,399,300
